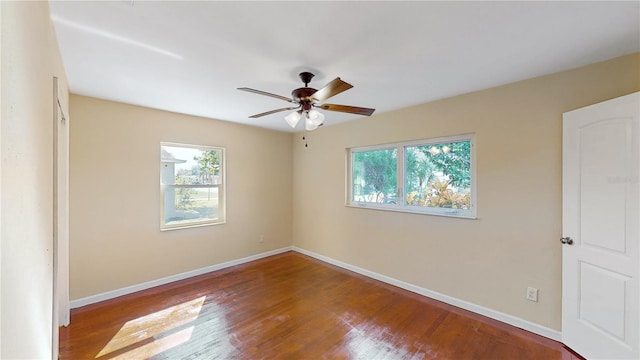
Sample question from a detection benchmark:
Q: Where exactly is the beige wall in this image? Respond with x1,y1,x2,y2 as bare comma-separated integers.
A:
69,96,293,299
1,1,69,358
292,53,640,331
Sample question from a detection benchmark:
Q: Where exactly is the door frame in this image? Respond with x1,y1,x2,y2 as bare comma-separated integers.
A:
0,3,3,355
53,76,70,360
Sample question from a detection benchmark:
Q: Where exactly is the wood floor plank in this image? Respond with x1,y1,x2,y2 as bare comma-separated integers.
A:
60,251,581,359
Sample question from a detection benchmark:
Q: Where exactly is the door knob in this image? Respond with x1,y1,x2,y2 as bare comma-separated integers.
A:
560,237,574,245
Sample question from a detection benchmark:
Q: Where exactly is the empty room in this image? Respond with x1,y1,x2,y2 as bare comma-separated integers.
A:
1,1,639,359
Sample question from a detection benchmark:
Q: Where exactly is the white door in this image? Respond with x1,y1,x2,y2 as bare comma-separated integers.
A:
562,92,639,360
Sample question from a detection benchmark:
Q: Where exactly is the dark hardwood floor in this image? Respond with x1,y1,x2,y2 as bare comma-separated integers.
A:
60,251,583,359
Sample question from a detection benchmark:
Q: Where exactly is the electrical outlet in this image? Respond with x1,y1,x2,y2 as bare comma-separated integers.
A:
526,287,538,302
259,234,264,243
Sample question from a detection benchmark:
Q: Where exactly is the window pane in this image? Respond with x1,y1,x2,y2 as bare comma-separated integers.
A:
352,148,397,204
164,187,219,226
161,145,222,186
404,140,471,209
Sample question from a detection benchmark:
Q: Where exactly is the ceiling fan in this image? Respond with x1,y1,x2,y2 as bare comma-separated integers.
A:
238,72,375,131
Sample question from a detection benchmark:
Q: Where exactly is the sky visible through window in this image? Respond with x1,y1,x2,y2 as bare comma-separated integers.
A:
163,146,201,173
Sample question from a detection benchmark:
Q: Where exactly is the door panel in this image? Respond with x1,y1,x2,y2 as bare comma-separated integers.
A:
580,120,632,253
580,262,628,340
562,92,638,360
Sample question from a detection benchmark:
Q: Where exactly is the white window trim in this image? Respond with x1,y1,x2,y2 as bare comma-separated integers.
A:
160,142,226,231
346,134,477,219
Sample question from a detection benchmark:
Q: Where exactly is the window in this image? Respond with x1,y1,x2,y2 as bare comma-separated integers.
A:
348,134,475,218
160,142,225,230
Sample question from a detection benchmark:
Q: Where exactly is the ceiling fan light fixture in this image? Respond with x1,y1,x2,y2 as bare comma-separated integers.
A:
284,111,301,128
305,117,319,131
306,109,325,126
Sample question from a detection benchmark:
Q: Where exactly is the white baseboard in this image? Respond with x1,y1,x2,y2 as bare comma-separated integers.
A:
292,246,562,342
69,247,293,309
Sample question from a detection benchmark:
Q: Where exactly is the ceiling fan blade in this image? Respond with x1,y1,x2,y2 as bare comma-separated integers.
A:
249,107,299,118
311,77,353,102
238,87,295,103
318,104,375,116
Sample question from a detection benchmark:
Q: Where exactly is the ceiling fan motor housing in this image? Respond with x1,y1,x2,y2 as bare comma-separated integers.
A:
291,87,317,111
292,72,318,111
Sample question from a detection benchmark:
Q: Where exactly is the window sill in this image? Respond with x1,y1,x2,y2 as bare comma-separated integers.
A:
344,204,477,220
161,220,226,232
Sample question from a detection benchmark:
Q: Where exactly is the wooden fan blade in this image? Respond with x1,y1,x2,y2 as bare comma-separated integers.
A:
311,77,353,102
238,87,294,103
318,104,375,116
249,107,299,118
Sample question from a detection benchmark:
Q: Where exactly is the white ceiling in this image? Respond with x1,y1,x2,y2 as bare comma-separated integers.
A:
49,1,640,132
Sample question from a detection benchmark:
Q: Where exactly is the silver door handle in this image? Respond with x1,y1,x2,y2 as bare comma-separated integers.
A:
560,237,574,245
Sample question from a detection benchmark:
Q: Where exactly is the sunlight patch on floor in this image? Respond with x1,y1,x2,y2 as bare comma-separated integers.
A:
96,296,206,358
109,326,194,360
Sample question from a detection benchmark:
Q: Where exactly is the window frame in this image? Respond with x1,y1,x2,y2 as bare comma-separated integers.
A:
160,142,226,231
346,134,476,219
